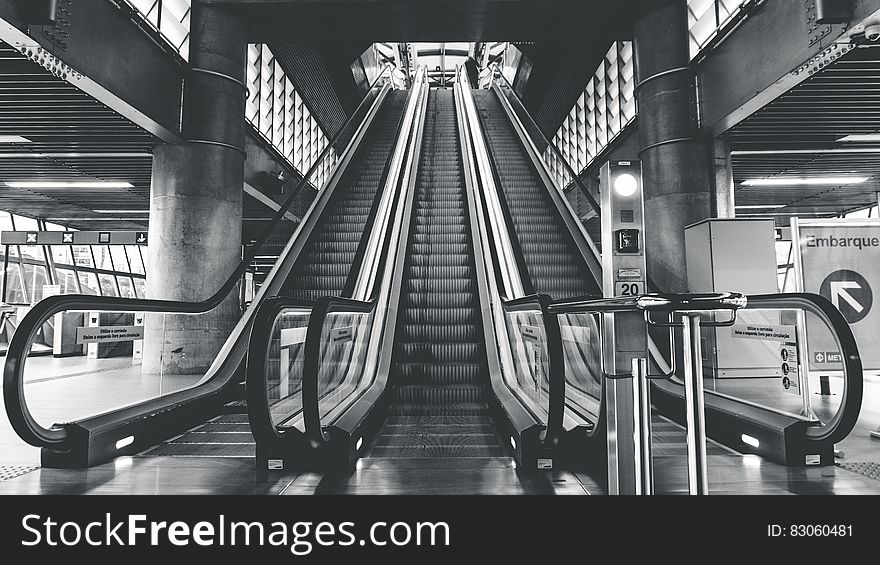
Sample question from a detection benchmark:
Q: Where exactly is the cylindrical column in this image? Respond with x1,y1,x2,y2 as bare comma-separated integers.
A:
713,136,736,218
633,0,713,292
681,314,709,495
143,4,247,375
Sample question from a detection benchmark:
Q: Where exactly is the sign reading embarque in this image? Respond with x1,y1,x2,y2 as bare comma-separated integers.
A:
793,219,880,370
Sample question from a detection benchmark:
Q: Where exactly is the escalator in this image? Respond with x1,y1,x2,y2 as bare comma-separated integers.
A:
471,75,862,469
284,91,408,300
365,89,506,461
142,91,409,460
3,69,417,468
472,90,600,300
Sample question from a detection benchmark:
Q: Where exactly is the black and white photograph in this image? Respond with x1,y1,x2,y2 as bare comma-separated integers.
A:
0,0,877,557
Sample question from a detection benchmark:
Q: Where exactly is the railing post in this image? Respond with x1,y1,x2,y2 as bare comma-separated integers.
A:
632,357,653,495
681,313,709,495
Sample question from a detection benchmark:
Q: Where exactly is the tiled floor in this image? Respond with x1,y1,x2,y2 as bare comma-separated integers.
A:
1,355,879,494
0,355,201,465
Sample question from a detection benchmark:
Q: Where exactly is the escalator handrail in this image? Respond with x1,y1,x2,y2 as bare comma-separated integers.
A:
245,295,315,446
490,66,601,216
302,67,429,446
500,293,566,448
3,65,399,450
247,67,429,449
744,293,863,444
458,69,564,449
341,88,412,298
468,84,536,297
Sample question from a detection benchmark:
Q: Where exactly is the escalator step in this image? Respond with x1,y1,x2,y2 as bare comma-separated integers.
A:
371,90,503,460
282,91,408,298
473,90,599,300
392,362,483,383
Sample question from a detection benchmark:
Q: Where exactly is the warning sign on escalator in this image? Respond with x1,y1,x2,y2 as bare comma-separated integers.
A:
76,325,144,344
780,343,800,395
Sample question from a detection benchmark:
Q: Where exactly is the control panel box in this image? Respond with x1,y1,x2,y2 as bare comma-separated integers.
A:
685,219,782,378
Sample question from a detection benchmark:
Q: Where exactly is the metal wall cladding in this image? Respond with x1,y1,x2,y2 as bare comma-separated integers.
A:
271,42,348,140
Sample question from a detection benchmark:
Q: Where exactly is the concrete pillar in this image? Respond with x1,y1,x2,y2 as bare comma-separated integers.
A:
633,0,713,292
713,136,736,218
143,4,247,375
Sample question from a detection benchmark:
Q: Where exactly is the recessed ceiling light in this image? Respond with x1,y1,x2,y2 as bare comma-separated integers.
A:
741,177,869,186
4,181,133,189
0,135,32,144
838,133,880,143
735,205,786,209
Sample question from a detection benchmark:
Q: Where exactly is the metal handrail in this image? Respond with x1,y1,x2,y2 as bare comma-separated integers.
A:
551,290,863,445
548,292,748,314
3,64,399,450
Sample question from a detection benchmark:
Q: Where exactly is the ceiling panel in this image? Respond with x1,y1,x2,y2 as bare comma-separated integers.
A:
729,45,880,223
0,41,157,231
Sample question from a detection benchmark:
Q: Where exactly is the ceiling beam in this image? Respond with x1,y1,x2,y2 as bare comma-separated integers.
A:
0,0,182,142
698,0,880,136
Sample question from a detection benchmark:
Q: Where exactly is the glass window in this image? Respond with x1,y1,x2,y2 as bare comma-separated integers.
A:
50,245,75,266
4,263,26,304
0,211,14,232
133,278,147,299
126,246,146,275
56,268,79,294
72,246,94,268
78,272,100,296
18,245,45,262
12,214,38,231
110,246,131,273
98,274,119,297
21,264,49,304
93,246,114,271
117,276,136,298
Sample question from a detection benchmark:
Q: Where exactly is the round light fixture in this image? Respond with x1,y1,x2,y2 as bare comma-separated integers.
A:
614,173,638,197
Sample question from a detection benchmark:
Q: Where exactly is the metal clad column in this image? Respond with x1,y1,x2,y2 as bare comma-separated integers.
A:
143,3,247,374
633,0,712,292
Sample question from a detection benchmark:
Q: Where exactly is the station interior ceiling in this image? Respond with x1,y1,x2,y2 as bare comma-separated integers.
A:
1,8,879,235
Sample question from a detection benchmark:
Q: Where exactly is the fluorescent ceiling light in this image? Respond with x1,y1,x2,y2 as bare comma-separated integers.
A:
741,177,869,187
732,148,880,155
5,181,133,189
737,211,831,216
838,133,880,143
93,210,148,214
735,205,786,209
0,135,32,144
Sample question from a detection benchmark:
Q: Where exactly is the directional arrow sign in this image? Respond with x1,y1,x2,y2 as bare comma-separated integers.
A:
799,221,880,370
135,232,148,244
830,281,864,313
820,269,872,323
